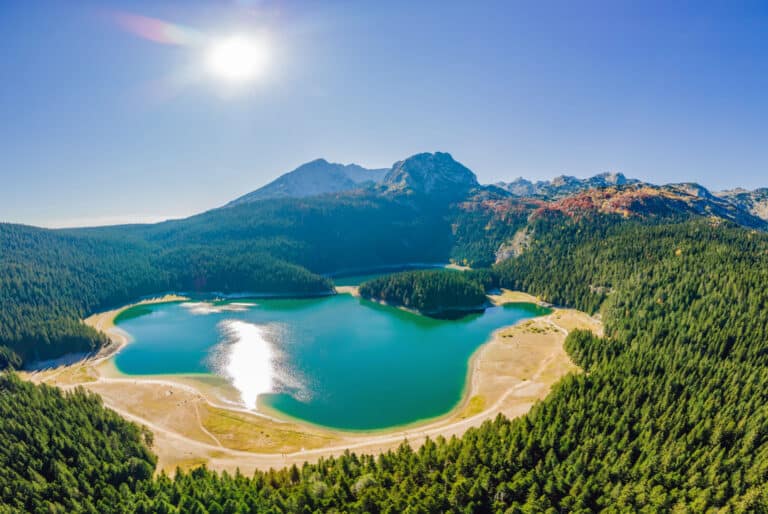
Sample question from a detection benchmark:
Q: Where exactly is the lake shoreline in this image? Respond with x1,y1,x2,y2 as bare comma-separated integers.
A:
91,291,544,434
23,289,602,474
324,262,461,278
81,291,338,369
24,294,192,372
84,295,191,363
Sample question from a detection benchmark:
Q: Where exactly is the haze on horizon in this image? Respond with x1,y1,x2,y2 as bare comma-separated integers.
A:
1,0,766,228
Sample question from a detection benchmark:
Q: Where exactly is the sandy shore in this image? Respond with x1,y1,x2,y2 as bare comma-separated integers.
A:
23,289,601,475
85,295,189,357
335,285,360,296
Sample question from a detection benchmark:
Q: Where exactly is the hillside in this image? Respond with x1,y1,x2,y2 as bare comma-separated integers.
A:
0,373,156,512
449,181,768,267
0,222,333,368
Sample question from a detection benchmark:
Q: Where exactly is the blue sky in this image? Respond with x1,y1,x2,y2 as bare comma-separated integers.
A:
1,0,766,227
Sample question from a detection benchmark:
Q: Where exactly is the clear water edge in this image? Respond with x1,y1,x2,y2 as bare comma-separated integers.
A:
111,294,550,431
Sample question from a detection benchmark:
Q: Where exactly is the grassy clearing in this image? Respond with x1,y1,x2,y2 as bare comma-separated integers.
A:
200,406,338,453
56,365,98,384
488,289,540,305
160,458,209,475
458,395,487,419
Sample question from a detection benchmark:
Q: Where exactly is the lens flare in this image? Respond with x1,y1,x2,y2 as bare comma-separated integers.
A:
113,12,205,46
205,35,269,83
111,11,272,94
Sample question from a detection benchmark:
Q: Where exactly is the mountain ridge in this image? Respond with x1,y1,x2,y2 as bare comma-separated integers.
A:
227,158,388,206
224,153,768,227
495,172,640,198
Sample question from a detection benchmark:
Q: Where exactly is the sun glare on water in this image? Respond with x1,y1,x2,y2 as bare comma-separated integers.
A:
205,35,269,84
216,320,275,409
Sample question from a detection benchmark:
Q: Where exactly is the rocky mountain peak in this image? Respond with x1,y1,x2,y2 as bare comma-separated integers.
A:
594,172,628,185
667,183,715,200
383,152,479,195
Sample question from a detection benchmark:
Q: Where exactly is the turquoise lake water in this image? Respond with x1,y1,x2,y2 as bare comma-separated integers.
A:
113,295,548,430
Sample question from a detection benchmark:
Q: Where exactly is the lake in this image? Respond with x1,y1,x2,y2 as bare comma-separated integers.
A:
113,294,548,430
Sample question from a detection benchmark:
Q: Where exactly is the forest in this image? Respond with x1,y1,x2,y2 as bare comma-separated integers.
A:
2,214,768,511
0,192,456,369
0,223,332,369
359,270,487,316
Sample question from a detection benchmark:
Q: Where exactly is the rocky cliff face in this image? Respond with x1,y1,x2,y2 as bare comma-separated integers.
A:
665,182,717,200
382,152,479,196
716,188,768,221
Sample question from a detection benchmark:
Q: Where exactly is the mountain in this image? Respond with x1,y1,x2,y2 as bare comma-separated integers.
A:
496,177,537,196
666,182,716,199
496,172,639,198
535,184,768,229
494,173,768,229
229,152,478,205
382,152,479,196
227,159,389,206
716,187,768,221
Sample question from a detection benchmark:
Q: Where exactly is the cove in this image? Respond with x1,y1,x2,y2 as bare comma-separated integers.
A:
113,295,549,431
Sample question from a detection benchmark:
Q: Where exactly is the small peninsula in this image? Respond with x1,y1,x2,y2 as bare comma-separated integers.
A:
359,270,488,318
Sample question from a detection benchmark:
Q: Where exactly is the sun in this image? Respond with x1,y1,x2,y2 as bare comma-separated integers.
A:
205,35,268,83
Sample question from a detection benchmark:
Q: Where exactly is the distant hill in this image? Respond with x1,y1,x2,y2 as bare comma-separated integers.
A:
494,173,768,227
534,183,768,229
227,158,388,206
495,172,639,198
